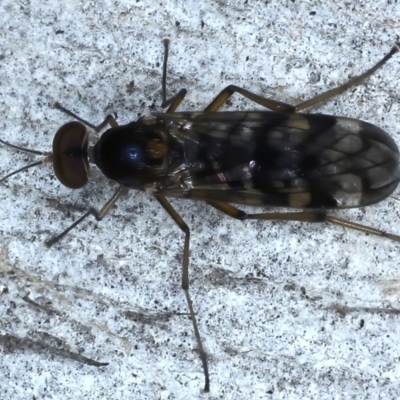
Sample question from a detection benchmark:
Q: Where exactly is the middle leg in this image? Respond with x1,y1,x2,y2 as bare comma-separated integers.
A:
154,195,210,393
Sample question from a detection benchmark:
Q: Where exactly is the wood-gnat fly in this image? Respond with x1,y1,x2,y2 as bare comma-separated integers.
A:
1,39,400,392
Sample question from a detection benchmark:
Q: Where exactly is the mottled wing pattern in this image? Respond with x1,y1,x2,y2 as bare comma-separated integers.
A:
154,111,400,209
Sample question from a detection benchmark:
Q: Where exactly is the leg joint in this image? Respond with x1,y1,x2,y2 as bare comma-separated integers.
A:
237,211,248,221
316,212,327,222
226,84,237,94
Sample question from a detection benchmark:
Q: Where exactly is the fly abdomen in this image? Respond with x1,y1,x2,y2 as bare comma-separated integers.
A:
253,114,400,209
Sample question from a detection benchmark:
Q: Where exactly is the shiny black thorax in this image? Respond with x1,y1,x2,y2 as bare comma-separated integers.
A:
93,117,182,190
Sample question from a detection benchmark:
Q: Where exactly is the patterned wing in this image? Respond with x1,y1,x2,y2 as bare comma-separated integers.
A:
153,111,400,209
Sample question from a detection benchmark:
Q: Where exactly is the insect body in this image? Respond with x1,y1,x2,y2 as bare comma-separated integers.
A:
1,39,400,392
98,110,398,209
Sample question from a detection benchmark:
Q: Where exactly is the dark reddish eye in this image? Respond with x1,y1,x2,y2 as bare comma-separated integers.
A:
52,121,89,189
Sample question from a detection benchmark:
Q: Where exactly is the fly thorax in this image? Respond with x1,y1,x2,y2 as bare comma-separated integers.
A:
93,122,169,189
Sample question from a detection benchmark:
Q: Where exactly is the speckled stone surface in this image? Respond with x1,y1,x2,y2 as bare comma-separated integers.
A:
1,1,400,399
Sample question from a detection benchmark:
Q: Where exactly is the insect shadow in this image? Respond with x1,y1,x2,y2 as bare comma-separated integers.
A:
1,39,400,392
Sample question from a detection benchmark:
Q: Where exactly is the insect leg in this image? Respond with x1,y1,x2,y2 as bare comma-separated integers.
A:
326,216,400,243
52,102,117,132
0,160,44,183
206,200,326,222
165,89,187,113
45,185,125,247
161,38,294,113
207,200,400,243
204,85,295,113
295,43,400,111
154,195,210,393
161,38,188,111
159,38,209,390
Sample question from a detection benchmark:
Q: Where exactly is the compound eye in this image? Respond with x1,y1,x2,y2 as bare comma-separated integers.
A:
52,121,89,189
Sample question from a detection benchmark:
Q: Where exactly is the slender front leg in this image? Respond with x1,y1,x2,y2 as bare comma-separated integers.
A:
45,185,125,247
154,195,210,393
52,102,118,132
